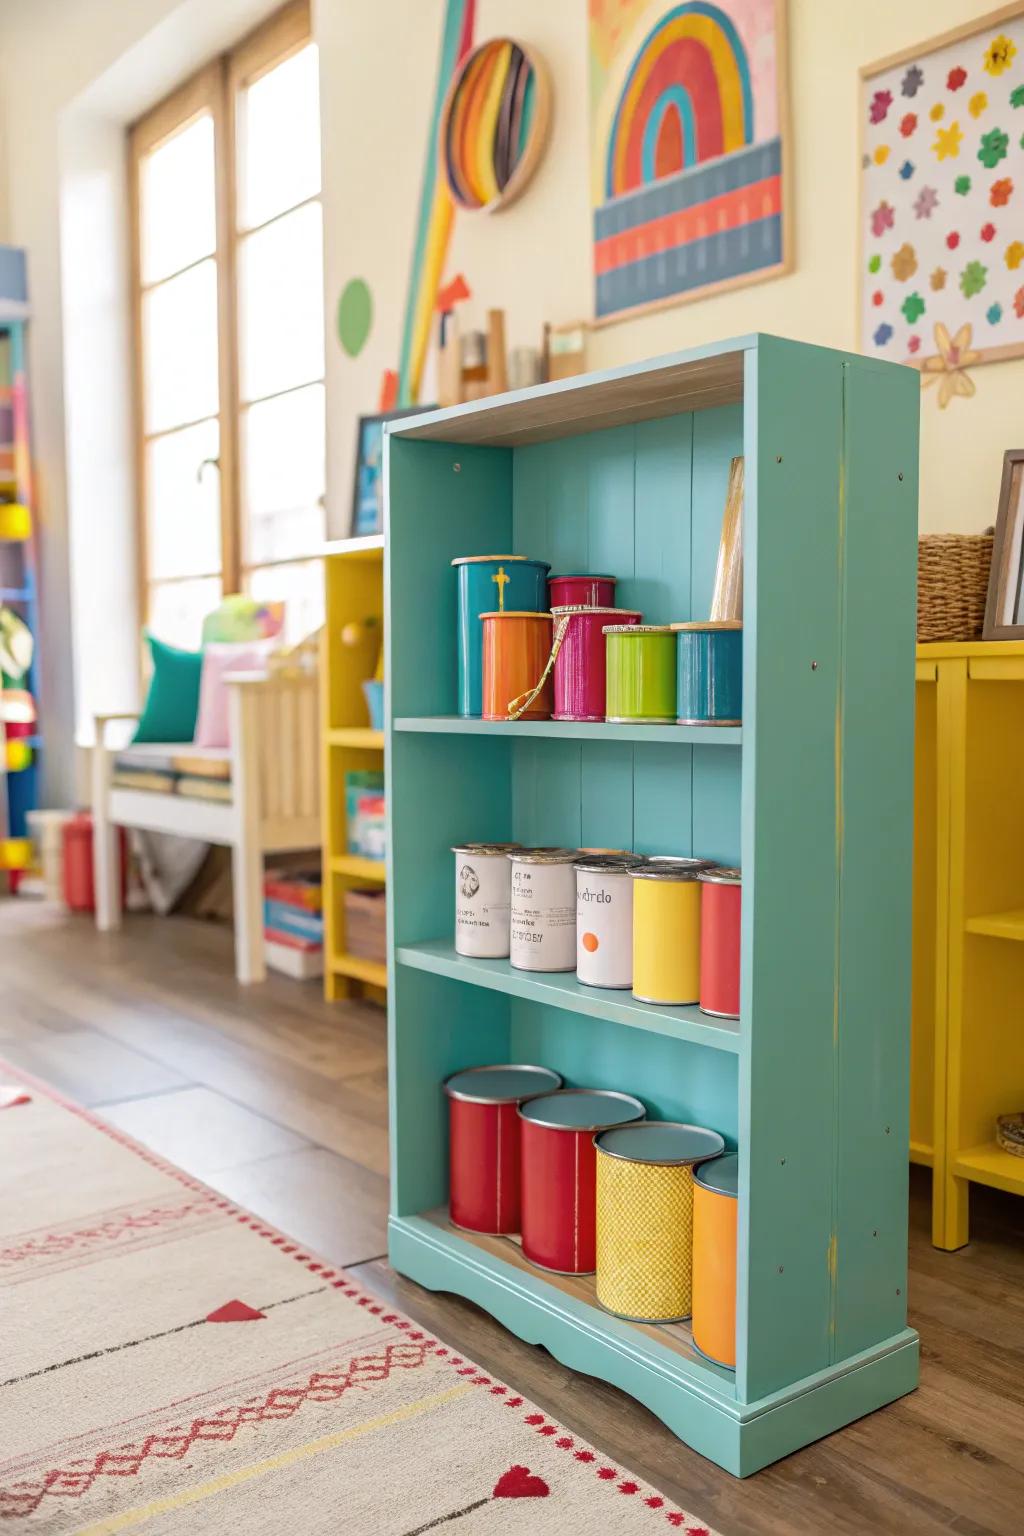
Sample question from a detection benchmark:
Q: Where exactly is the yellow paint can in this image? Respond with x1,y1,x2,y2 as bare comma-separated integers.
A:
630,857,712,1005
595,1122,725,1321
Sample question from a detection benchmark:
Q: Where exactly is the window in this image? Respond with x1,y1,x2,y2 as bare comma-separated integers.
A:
129,1,324,649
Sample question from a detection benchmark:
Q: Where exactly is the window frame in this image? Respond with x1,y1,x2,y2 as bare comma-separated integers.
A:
127,0,319,640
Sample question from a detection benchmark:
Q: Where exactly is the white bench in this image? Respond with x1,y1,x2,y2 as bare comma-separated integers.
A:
91,668,320,983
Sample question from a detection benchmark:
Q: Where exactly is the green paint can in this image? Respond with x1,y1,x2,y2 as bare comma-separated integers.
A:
602,624,677,723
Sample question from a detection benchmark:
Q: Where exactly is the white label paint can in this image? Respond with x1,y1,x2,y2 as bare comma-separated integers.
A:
509,849,579,972
575,856,644,989
452,844,521,958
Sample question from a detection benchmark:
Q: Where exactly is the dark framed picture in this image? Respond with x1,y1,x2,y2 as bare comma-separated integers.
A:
983,449,1024,640
351,408,429,537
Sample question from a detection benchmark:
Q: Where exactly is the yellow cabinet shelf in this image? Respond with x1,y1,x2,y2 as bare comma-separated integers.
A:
330,854,386,882
331,953,387,988
327,727,383,749
952,1142,1024,1197
965,909,1024,941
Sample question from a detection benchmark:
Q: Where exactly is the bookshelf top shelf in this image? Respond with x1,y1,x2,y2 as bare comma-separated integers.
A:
394,716,741,746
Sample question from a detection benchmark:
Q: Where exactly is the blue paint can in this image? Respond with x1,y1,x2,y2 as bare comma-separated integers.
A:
671,621,743,726
453,556,550,717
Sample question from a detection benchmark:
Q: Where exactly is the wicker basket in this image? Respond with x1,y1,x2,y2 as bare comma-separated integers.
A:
996,1112,1024,1159
917,533,993,643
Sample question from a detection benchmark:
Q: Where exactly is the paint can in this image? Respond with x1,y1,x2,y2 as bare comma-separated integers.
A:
444,1064,563,1235
692,1153,738,1366
595,1122,725,1321
481,611,553,720
672,621,743,726
452,843,523,958
548,574,617,609
575,855,646,989
603,625,677,723
698,867,742,1019
452,556,550,717
549,606,642,722
508,848,579,972
519,1089,646,1273
630,857,713,1006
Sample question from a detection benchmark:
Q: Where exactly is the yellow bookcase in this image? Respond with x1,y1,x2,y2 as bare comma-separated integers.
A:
913,641,1024,1248
321,536,386,1002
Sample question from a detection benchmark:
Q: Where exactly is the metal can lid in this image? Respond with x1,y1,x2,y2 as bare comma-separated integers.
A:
508,846,579,864
602,623,674,635
575,855,645,874
444,1064,563,1105
549,573,617,583
595,1121,725,1166
451,841,523,855
670,620,743,631
451,555,549,567
630,856,713,882
698,866,742,885
550,605,642,618
518,1088,646,1132
478,610,553,621
694,1152,739,1196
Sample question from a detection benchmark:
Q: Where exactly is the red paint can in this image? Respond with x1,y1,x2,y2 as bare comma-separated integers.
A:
548,574,617,609
698,867,742,1019
518,1089,646,1273
444,1065,562,1234
550,606,642,721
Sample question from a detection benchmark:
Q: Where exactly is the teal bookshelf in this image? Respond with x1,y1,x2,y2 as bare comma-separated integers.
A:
383,334,920,1476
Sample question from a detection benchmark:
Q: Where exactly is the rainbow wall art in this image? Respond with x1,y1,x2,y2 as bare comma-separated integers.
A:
589,0,789,320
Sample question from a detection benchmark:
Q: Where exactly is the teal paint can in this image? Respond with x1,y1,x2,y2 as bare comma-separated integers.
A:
602,624,676,723
672,621,743,726
453,555,550,717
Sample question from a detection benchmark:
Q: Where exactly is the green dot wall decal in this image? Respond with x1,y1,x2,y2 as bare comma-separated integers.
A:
338,279,373,357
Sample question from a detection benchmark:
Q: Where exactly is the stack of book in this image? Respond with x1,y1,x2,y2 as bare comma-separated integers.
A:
263,869,324,980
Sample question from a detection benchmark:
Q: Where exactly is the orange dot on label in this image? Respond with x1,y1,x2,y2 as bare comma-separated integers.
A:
582,932,599,952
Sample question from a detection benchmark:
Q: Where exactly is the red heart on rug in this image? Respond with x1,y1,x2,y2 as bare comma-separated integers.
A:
205,1299,266,1323
493,1465,550,1499
0,1085,30,1110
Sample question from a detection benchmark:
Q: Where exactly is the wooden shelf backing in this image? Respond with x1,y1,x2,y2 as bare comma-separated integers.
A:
394,716,741,746
421,1207,721,1376
331,952,387,987
330,854,386,883
396,939,740,1052
327,727,384,749
965,909,1024,942
953,1142,1024,1196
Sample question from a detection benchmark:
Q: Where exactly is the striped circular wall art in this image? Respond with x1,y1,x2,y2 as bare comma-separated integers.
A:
440,38,552,213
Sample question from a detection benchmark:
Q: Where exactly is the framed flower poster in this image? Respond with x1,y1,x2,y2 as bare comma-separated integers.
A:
860,6,1024,392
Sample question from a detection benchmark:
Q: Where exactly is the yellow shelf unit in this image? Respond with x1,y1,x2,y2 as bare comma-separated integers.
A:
321,536,386,1004
913,641,1024,1248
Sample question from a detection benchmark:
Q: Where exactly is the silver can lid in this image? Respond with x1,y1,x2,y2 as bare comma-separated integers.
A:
694,1152,739,1196
698,866,742,885
575,855,646,874
518,1088,646,1132
595,1122,725,1167
549,572,617,582
602,623,674,635
507,847,579,864
630,856,714,882
451,554,548,567
444,1064,563,1105
451,842,523,855
550,605,642,618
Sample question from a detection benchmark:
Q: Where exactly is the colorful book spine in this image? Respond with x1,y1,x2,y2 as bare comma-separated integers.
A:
263,877,323,911
264,900,324,943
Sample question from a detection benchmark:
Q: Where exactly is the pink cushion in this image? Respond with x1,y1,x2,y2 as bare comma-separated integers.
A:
193,641,276,749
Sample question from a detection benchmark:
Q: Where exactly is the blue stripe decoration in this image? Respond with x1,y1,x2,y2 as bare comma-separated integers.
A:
641,87,697,178
595,213,782,317
596,137,780,239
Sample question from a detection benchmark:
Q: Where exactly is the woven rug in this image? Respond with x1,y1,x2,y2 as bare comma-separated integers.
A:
0,1060,720,1535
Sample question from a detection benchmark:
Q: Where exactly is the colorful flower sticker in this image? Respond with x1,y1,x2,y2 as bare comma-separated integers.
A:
990,177,1013,205
954,173,972,194
947,66,967,91
900,112,918,137
960,260,987,297
1006,241,1024,270
870,89,893,124
872,289,884,306
902,66,924,98
902,292,926,323
891,242,918,281
873,323,894,346
930,267,948,291
933,121,963,159
899,159,915,180
1015,286,1024,318
868,253,882,273
984,34,1017,76
969,91,988,118
986,301,1003,324
930,102,945,122
978,127,1009,167
871,201,896,238
981,221,997,241
908,334,922,354
947,231,961,249
874,144,890,165
914,185,939,218
1011,85,1024,109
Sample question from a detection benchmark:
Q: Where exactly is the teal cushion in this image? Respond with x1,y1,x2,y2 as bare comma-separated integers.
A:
133,633,203,744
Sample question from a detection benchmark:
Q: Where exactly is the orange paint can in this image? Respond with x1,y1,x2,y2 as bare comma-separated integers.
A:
692,1153,738,1368
481,611,553,720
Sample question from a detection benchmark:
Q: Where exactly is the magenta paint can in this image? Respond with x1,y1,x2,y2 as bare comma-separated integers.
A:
550,606,643,722
548,574,617,609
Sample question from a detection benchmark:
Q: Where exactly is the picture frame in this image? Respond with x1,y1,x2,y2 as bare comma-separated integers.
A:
351,407,428,537
983,448,1024,637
